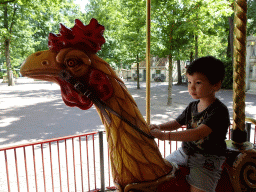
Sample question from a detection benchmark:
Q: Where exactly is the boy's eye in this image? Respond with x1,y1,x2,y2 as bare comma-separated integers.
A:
196,81,202,84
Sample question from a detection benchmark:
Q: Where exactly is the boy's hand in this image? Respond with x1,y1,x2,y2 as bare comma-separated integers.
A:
149,124,160,131
150,128,165,140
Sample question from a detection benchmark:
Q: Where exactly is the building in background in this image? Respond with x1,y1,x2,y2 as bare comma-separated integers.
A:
246,35,256,94
120,69,132,81
130,56,188,83
131,56,168,82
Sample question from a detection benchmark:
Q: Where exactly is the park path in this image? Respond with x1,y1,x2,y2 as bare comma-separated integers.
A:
0,78,256,192
1,78,256,148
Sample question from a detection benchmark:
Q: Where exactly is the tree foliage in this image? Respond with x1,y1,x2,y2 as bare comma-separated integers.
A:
85,0,146,70
0,0,255,89
151,0,232,61
0,0,83,84
248,0,256,35
150,0,232,104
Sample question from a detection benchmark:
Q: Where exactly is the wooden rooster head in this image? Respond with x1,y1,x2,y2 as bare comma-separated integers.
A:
20,18,121,110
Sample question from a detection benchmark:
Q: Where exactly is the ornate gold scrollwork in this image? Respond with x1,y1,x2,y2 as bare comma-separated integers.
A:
229,149,256,191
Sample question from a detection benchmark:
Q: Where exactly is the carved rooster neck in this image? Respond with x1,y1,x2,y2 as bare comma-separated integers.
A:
20,18,173,191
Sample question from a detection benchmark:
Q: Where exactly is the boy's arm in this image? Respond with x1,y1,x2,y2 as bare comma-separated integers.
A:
150,120,181,131
151,124,212,141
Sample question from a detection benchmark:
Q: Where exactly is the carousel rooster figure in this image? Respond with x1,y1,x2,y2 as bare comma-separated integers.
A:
21,19,256,192
20,18,175,191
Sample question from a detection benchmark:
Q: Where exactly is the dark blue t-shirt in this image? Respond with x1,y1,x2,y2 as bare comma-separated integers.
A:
176,98,230,156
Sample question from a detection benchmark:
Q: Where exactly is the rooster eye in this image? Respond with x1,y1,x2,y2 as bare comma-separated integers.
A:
65,58,80,68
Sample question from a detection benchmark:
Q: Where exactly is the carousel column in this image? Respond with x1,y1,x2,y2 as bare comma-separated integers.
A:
232,0,247,143
231,0,254,147
225,0,256,191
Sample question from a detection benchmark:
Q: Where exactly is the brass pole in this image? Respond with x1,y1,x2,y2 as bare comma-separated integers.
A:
232,0,247,142
146,0,151,124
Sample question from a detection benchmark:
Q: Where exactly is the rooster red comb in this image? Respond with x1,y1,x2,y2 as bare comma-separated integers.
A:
48,18,105,54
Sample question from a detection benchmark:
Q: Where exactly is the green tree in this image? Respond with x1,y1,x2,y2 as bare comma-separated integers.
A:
86,0,147,89
120,0,146,89
151,0,232,105
151,0,199,105
85,0,126,67
247,0,256,35
0,0,82,85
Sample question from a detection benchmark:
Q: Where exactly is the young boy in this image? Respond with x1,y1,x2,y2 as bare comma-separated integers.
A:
150,56,230,192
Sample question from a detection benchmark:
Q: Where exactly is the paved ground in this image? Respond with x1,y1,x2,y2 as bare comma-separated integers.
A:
1,78,256,148
0,78,256,192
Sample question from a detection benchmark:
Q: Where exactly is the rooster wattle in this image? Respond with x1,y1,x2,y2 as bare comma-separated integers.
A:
20,18,175,191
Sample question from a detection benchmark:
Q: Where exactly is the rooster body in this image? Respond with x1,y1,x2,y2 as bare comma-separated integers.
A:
20,19,174,191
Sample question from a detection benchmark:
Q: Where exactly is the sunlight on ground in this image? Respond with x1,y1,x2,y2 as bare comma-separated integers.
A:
0,97,60,110
0,138,8,143
131,94,141,98
179,90,189,93
246,103,256,117
0,117,20,127
0,83,60,111
154,114,169,119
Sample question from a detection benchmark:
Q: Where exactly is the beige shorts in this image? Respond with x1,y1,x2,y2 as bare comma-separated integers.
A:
166,147,226,192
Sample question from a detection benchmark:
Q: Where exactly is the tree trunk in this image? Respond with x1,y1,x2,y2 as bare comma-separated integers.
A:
4,3,14,86
177,59,182,85
136,54,140,89
5,39,14,86
167,54,173,106
195,34,198,60
190,51,193,63
228,16,234,62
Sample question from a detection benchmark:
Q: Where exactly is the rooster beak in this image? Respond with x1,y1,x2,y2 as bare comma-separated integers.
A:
20,50,63,83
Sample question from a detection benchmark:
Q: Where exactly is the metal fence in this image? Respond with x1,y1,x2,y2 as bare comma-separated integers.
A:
0,131,114,192
0,124,255,192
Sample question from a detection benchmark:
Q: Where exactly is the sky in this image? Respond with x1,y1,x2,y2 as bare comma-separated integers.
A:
74,0,89,12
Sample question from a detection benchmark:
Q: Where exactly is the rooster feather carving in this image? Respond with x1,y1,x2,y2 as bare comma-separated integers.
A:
20,18,175,191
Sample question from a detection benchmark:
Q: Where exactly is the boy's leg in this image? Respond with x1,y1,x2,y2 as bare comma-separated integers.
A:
190,185,206,192
165,147,189,166
166,148,205,192
187,153,226,192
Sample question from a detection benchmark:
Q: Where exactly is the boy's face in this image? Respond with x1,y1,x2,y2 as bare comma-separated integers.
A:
187,72,219,100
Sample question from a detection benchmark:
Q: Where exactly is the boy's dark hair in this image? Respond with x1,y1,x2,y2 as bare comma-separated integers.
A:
186,56,225,85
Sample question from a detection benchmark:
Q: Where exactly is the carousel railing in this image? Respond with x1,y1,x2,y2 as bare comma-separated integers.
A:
0,124,255,192
0,131,115,192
